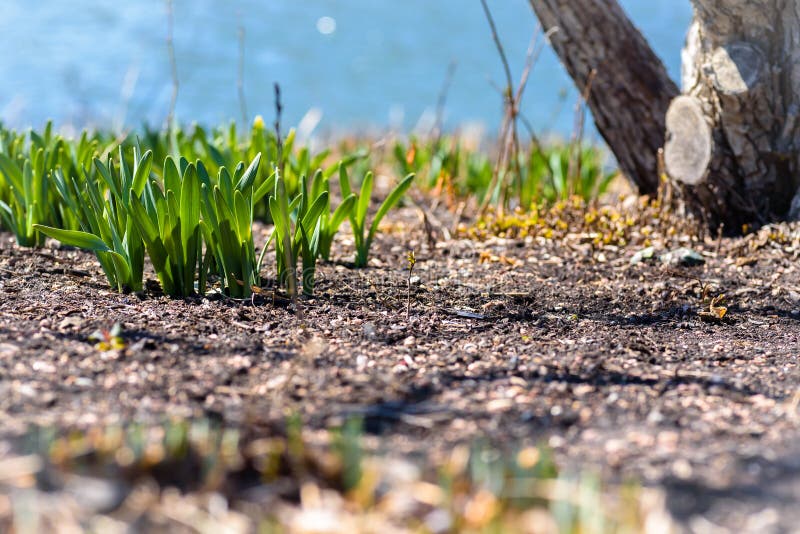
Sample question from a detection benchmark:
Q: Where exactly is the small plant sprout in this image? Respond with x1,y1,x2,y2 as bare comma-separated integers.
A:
667,269,729,323
339,165,415,267
90,323,125,352
699,287,728,323
406,249,416,320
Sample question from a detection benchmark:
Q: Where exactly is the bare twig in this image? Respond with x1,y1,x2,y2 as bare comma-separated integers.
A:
478,1,543,213
479,0,516,213
566,69,596,197
656,147,674,231
513,26,544,118
480,0,514,97
165,0,179,128
274,83,284,177
452,200,467,236
514,25,550,151
504,30,542,206
98,129,133,161
273,83,301,318
714,223,725,257
237,17,248,127
114,65,139,132
432,61,457,142
517,112,537,142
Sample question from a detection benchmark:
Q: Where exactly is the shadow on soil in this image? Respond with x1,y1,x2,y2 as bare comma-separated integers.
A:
663,452,800,524
343,361,765,437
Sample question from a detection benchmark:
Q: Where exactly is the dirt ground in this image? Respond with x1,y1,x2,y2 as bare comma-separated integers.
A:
1,203,800,532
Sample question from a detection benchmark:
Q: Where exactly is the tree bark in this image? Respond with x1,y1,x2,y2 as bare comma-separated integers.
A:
528,0,680,195
665,0,800,229
530,0,800,230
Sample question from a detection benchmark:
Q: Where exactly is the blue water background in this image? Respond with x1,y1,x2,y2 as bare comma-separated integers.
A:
0,1,692,137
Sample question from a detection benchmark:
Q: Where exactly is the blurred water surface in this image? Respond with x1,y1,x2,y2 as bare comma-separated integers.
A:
0,1,691,135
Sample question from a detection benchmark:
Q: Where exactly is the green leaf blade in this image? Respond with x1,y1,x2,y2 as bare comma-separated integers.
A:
368,173,414,243
33,225,110,252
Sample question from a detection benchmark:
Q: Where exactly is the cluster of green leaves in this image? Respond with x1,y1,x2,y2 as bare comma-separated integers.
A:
269,171,326,296
528,144,617,204
395,137,490,199
138,119,368,219
198,154,268,298
267,162,408,294
340,165,414,267
35,148,268,297
0,122,103,246
395,136,616,210
0,121,415,298
36,147,153,292
129,155,204,297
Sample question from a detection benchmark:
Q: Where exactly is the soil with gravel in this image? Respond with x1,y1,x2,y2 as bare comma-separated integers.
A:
1,207,800,532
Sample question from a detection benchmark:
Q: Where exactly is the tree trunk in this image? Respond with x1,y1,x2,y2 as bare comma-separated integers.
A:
528,0,680,195
530,0,800,230
665,1,800,229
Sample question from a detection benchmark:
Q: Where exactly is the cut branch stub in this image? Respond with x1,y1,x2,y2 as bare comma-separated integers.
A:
664,95,711,186
710,42,764,96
